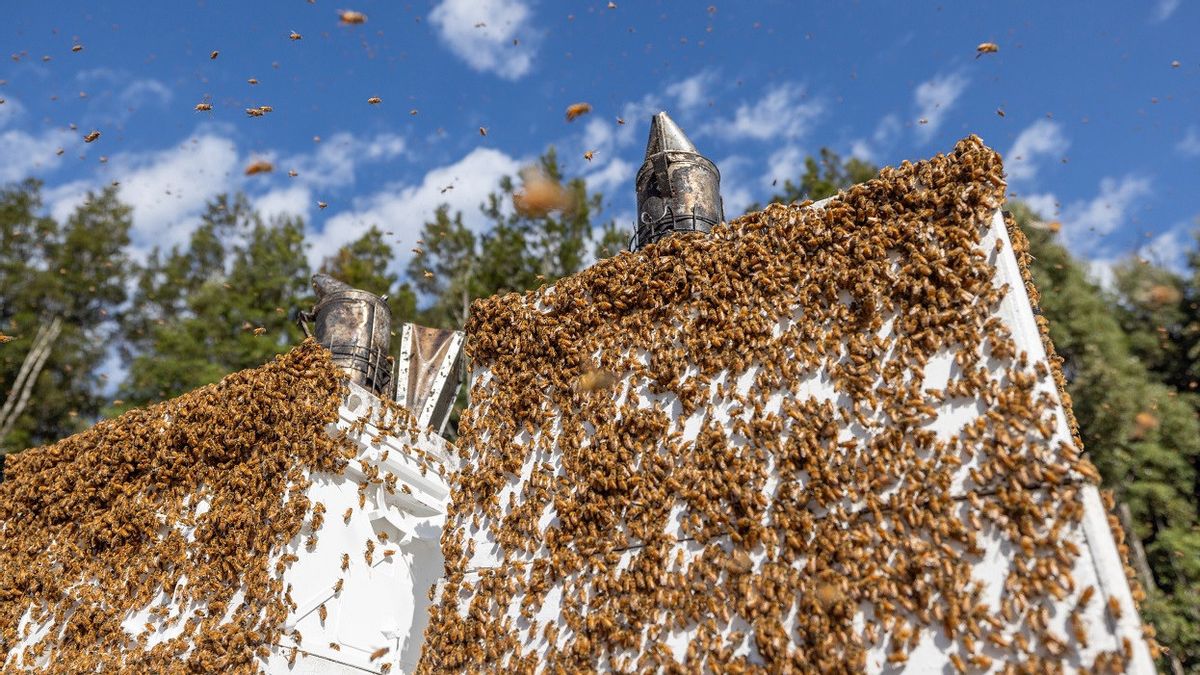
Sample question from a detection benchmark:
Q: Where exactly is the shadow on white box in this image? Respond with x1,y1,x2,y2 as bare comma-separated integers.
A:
263,381,451,674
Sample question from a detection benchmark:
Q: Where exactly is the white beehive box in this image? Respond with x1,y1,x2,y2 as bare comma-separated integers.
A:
262,382,451,673
6,382,451,674
427,140,1156,673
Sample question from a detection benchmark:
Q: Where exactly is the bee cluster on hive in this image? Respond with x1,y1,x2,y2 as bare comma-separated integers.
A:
0,339,439,673
418,137,1151,673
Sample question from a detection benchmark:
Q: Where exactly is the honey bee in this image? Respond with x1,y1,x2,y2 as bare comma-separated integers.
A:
83,130,100,143
583,150,595,162
289,31,302,40
71,44,83,52
195,102,213,112
318,201,328,209
479,126,488,136
210,50,219,59
368,96,382,105
976,42,999,56
244,160,273,176
248,78,258,84
370,646,390,660
339,10,368,24
564,102,592,122
245,108,264,117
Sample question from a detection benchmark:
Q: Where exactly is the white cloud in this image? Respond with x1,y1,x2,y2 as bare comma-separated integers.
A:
0,126,76,183
284,132,406,188
0,97,26,129
716,155,755,215
1059,175,1153,257
913,72,969,141
1005,119,1069,183
310,147,523,272
848,114,901,164
702,83,823,142
1137,221,1195,273
115,134,242,251
584,157,634,196
762,145,804,189
1176,126,1200,157
38,127,411,262
120,79,172,108
666,71,716,110
1151,0,1180,21
429,0,536,80
1019,192,1060,221
255,184,313,224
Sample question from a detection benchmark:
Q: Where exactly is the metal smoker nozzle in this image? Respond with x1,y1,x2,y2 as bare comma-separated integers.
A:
631,111,724,251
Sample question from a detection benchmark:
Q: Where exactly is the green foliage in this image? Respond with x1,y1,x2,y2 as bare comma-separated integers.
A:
118,194,311,408
0,181,132,451
994,202,1200,672
759,148,878,207
410,147,625,329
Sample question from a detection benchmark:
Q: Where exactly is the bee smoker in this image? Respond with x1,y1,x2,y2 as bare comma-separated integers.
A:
298,274,392,398
630,111,724,251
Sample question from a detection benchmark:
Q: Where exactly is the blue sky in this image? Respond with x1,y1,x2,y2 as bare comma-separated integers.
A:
2,0,1197,282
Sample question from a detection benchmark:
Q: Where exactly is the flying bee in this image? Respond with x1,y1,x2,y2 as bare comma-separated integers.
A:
368,97,381,105
244,160,273,176
289,31,302,40
83,130,100,142
339,10,368,24
565,102,592,122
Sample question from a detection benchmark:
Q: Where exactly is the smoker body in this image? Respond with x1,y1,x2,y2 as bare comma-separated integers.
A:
301,276,392,397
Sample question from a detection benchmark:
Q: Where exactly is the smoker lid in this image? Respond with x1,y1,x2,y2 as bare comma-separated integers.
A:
643,111,700,158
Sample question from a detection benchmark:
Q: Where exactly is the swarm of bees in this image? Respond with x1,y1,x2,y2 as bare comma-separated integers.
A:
0,340,361,670
417,137,1147,673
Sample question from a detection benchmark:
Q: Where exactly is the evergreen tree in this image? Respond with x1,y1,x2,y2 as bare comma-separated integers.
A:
409,148,625,330
758,148,878,207
1013,203,1200,671
118,194,311,407
0,181,132,454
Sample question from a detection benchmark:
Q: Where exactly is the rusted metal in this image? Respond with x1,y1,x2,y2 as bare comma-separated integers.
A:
393,324,464,435
298,274,392,397
631,111,724,251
